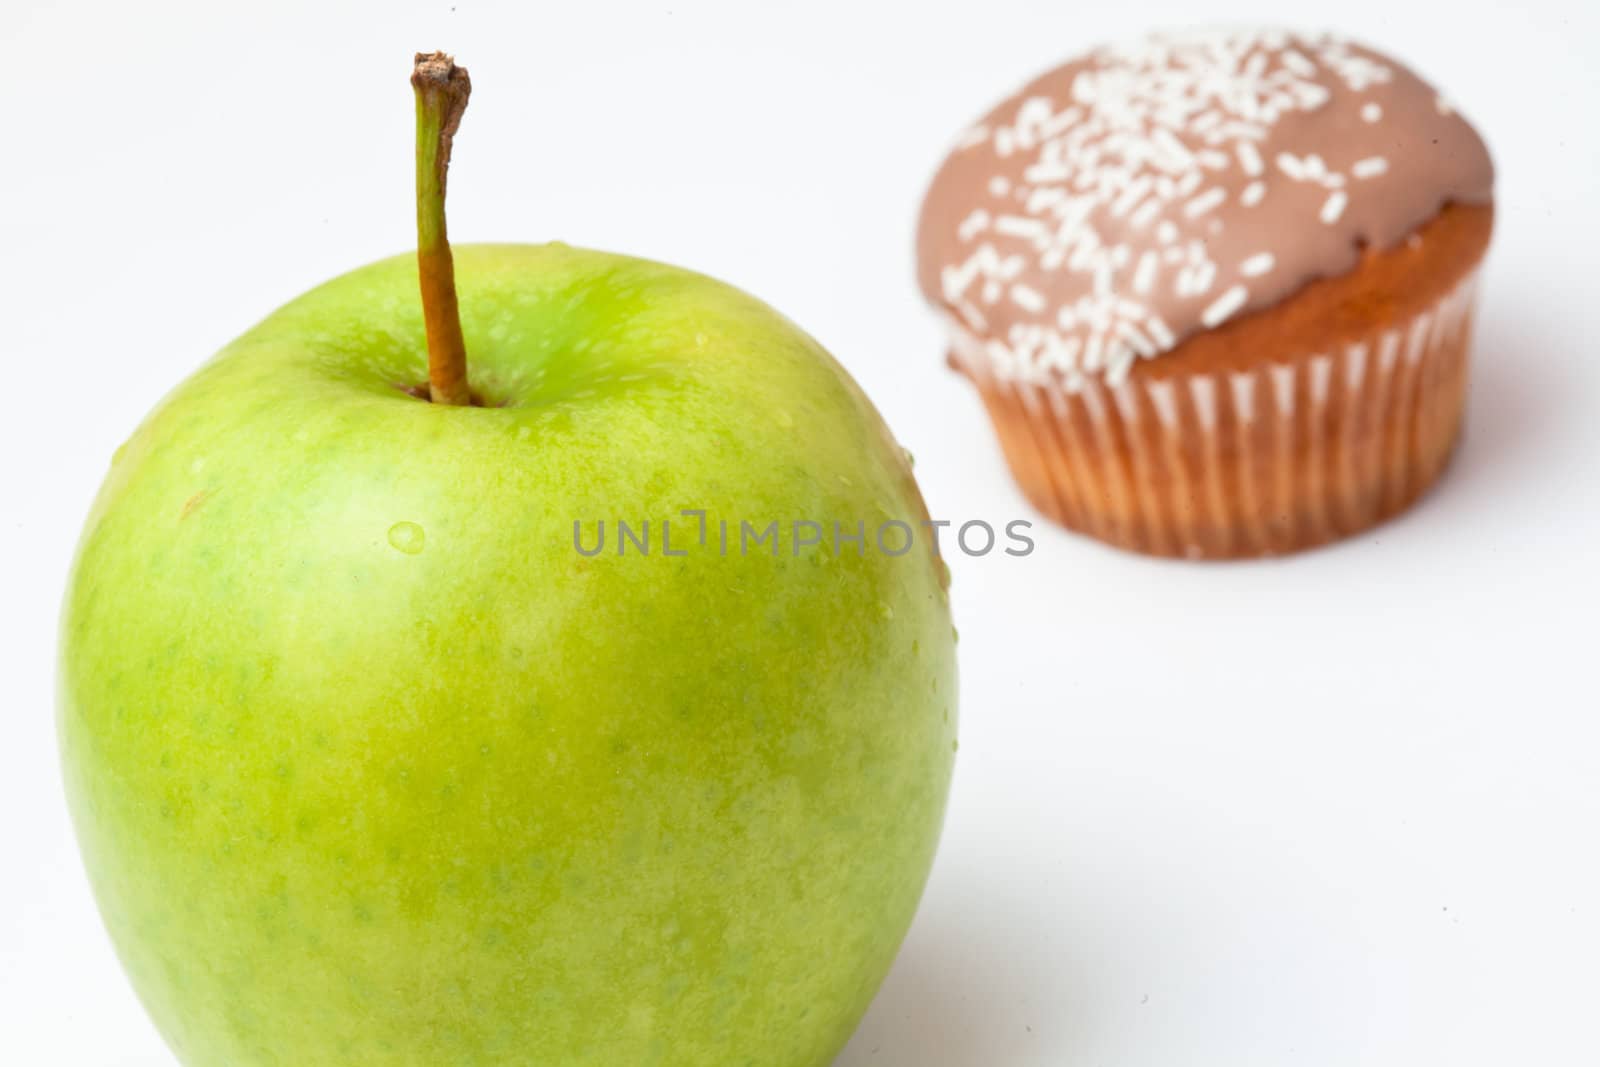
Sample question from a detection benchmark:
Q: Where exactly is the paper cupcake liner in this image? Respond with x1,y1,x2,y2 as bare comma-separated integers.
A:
952,271,1481,558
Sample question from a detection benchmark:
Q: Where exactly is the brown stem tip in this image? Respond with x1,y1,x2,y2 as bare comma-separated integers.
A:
411,53,472,191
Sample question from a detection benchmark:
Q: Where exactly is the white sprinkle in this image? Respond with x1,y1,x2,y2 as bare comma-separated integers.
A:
940,246,1024,303
1039,108,1080,139
1352,156,1389,179
1118,321,1156,359
1236,141,1264,177
956,124,990,150
1184,187,1227,218
1281,49,1316,77
1241,181,1266,207
988,176,1012,197
1146,316,1176,350
1092,263,1113,296
1320,189,1349,224
1295,83,1332,109
1010,284,1046,313
1361,102,1382,123
1201,285,1249,328
1040,333,1082,372
1175,170,1204,197
1132,252,1158,295
1083,334,1104,371
1216,121,1268,142
1276,153,1307,181
1129,199,1162,229
1240,252,1275,277
1151,127,1193,168
1024,159,1070,184
1026,186,1064,213
1111,175,1154,217
1156,221,1179,245
957,209,990,241
1105,344,1136,386
1435,95,1454,116
994,214,1047,240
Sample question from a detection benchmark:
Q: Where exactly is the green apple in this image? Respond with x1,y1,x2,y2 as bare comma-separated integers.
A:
58,54,956,1066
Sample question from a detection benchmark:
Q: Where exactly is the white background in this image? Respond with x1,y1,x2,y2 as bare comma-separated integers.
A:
3,1,1597,1064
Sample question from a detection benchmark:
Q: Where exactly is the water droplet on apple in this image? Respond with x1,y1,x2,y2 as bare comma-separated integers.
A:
387,521,426,555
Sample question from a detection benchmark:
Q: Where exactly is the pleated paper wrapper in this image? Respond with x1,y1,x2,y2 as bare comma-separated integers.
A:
952,272,1481,558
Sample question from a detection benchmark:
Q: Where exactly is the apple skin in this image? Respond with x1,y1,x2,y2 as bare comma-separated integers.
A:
59,244,957,1066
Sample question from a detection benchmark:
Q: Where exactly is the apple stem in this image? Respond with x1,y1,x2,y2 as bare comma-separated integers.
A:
412,52,474,406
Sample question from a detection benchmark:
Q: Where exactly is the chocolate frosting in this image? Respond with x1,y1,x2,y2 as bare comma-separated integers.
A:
916,29,1494,387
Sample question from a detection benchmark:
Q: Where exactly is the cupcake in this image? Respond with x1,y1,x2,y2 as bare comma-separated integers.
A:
916,29,1494,558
